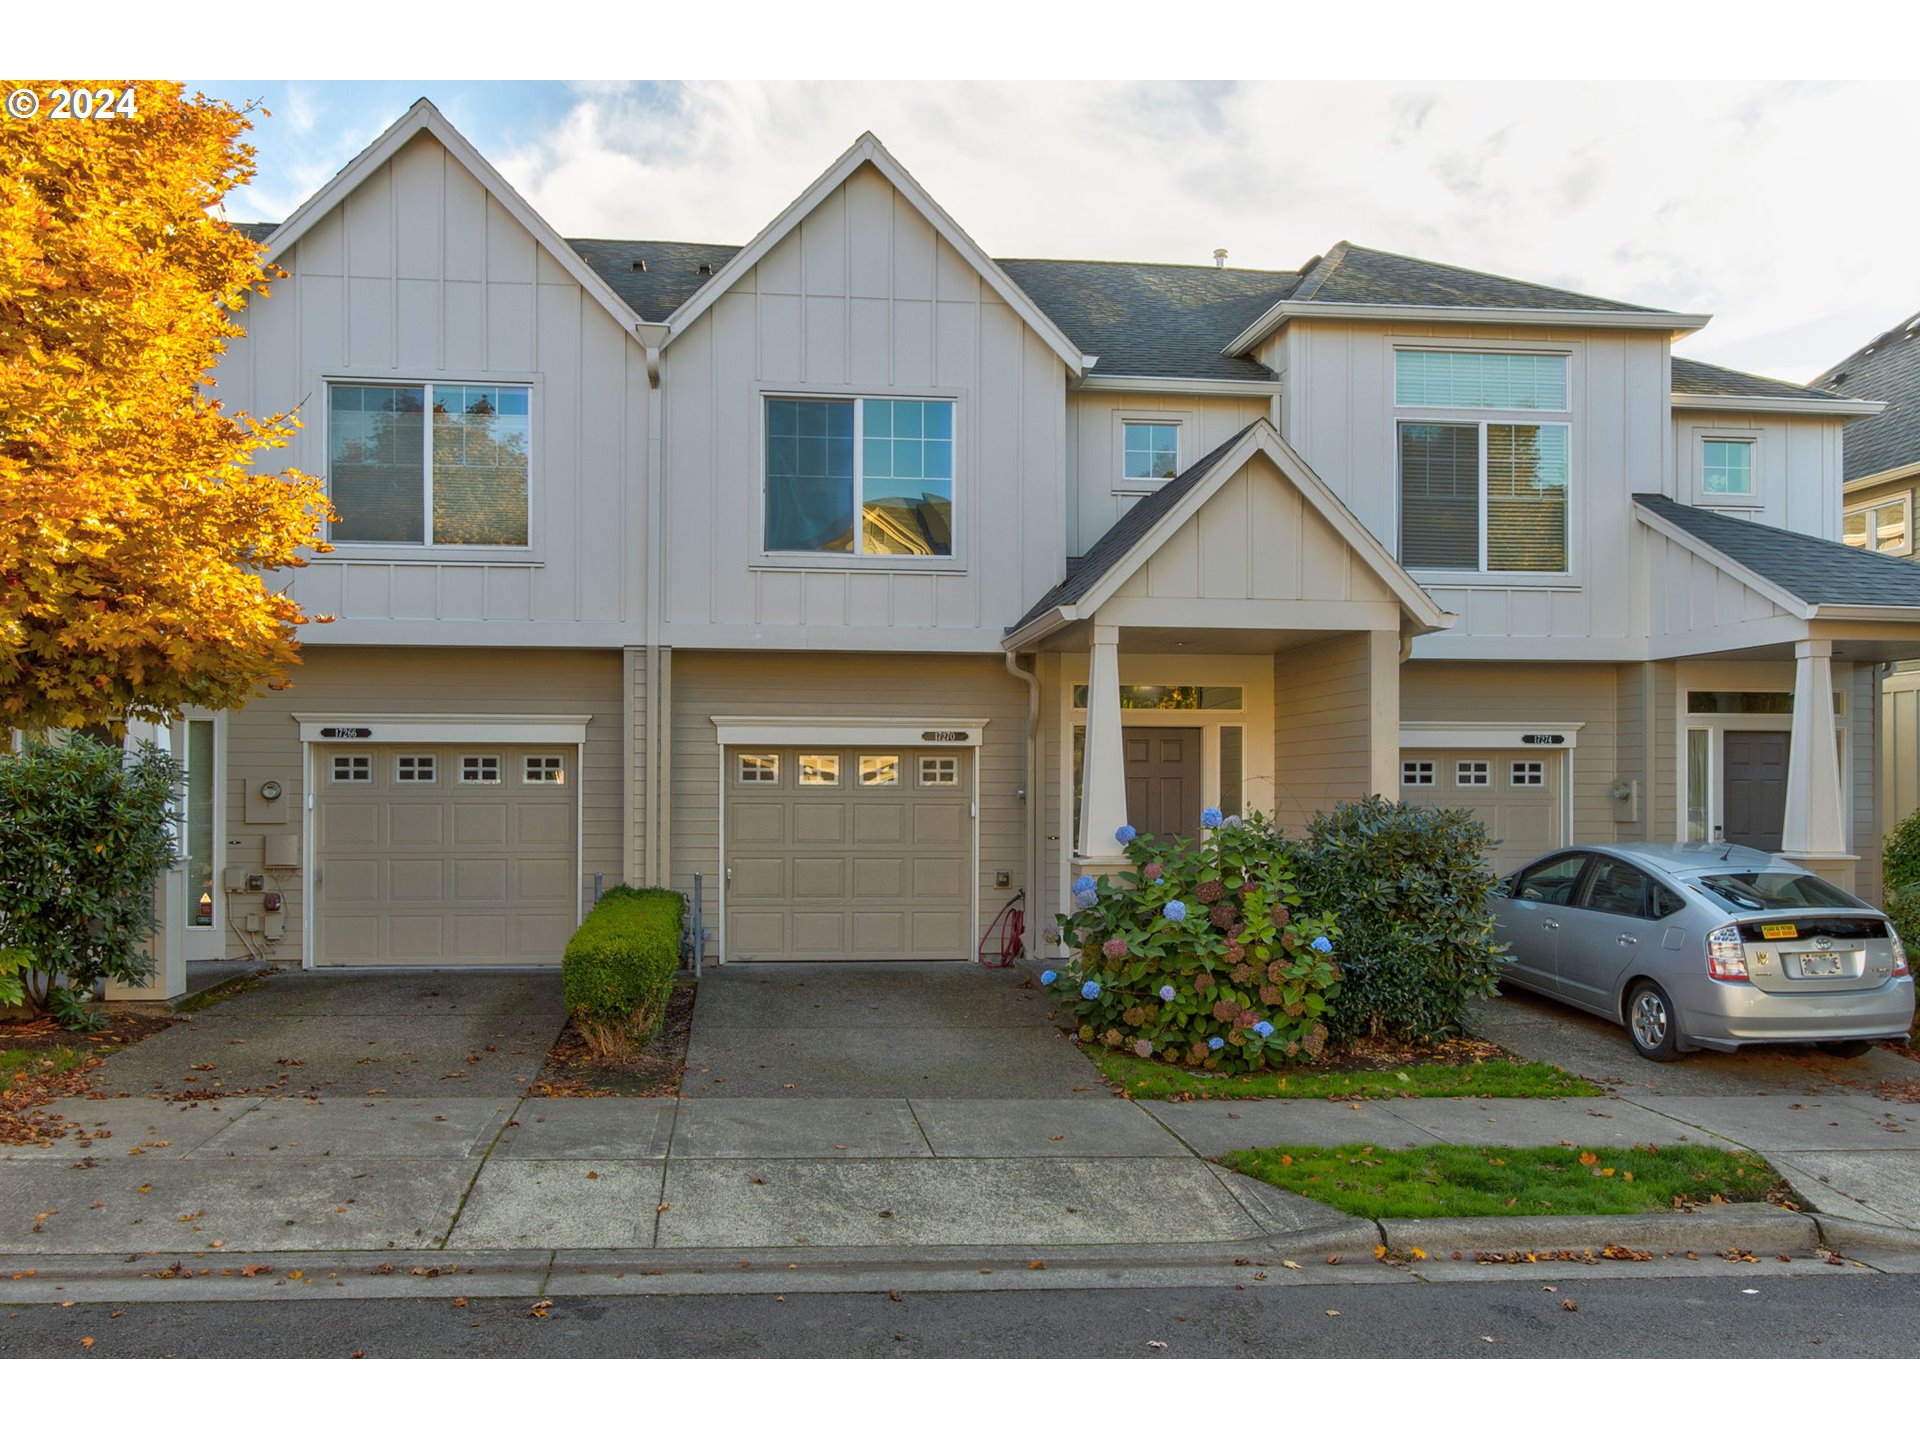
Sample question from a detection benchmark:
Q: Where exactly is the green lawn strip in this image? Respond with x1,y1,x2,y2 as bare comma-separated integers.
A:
1222,1142,1787,1220
1090,1048,1600,1101
0,1046,89,1095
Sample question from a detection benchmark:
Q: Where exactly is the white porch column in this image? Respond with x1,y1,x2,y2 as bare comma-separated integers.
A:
105,719,188,1001
1076,624,1129,861
1780,639,1856,889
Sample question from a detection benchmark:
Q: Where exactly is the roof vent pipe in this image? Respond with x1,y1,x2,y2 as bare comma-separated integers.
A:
1212,248,1228,268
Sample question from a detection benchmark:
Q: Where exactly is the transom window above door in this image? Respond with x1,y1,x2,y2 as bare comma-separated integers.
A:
327,382,531,547
1121,422,1180,487
764,397,954,557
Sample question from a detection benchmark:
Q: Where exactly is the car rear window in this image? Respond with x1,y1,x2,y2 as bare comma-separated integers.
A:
1694,871,1865,912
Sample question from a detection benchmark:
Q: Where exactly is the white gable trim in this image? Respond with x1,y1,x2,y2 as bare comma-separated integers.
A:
1224,301,1712,358
258,99,645,342
1632,503,1815,620
661,133,1093,378
1671,392,1883,417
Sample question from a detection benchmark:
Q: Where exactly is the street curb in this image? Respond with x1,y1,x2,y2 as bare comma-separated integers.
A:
1813,1215,1920,1255
1376,1205,1817,1256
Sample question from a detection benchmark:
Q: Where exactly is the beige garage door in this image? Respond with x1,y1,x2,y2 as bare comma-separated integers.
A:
1400,749,1563,869
315,744,578,966
726,747,972,961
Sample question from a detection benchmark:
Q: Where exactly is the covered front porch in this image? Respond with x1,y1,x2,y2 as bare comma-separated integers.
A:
1004,421,1453,924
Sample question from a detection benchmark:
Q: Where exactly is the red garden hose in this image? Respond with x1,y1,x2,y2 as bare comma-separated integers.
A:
979,890,1025,967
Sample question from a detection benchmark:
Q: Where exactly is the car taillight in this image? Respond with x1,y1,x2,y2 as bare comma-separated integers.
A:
1707,925,1750,981
1893,928,1910,978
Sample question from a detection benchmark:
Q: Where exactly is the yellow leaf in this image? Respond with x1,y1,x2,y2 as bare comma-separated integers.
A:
1409,1247,1427,1261
1578,1152,1599,1166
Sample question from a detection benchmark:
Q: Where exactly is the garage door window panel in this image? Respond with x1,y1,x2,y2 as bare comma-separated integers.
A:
920,755,959,787
738,753,780,785
332,755,372,784
799,754,841,786
461,755,502,784
396,755,437,784
524,756,565,784
859,755,900,786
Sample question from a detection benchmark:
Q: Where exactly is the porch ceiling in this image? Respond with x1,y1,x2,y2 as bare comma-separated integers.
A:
1020,620,1353,655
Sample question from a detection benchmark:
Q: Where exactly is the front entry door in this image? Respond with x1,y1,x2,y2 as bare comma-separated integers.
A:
1723,731,1789,852
1124,727,1201,843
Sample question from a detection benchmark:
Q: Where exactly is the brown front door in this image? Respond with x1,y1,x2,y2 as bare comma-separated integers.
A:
1723,731,1789,852
1124,727,1202,843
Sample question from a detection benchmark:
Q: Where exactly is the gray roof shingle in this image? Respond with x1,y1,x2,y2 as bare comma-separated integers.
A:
1812,311,1920,483
1290,241,1665,315
1635,492,1920,608
1671,356,1844,403
563,239,741,322
1011,424,1259,632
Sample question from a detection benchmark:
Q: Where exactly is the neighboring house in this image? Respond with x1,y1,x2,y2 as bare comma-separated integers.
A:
1812,312,1920,830
117,98,1920,993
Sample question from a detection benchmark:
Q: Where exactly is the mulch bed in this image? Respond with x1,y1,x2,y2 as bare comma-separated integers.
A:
0,1007,178,1055
527,978,697,1098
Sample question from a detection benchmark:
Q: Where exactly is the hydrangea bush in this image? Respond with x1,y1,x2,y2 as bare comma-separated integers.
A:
1046,812,1340,1073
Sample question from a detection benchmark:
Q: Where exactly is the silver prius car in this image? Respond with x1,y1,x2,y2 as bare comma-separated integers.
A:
1490,842,1914,1061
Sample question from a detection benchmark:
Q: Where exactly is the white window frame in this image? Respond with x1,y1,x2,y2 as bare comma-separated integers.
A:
858,754,900,787
758,391,961,567
1391,344,1575,582
1510,760,1546,787
395,755,437,784
460,755,502,785
321,377,537,555
524,755,566,785
1691,428,1762,509
798,753,841,786
331,755,372,784
1113,411,1192,495
1844,494,1913,557
1456,759,1491,787
737,753,780,785
1401,760,1435,788
919,755,960,787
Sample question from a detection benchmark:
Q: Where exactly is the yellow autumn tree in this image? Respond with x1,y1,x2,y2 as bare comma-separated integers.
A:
0,80,331,731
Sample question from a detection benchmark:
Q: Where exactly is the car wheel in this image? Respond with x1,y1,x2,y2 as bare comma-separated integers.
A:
1817,1040,1875,1059
1625,980,1682,1062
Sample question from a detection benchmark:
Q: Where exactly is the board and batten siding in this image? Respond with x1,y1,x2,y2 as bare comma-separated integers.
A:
1281,319,1669,660
1067,392,1272,556
218,130,652,647
666,651,1029,960
1669,411,1845,539
659,163,1068,651
1637,527,1797,654
220,646,625,964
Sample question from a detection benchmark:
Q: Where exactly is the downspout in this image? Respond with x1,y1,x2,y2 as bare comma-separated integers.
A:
1005,647,1041,959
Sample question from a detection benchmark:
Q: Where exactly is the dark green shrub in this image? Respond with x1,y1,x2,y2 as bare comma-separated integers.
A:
1295,796,1505,1045
1882,810,1920,949
1048,812,1342,1073
0,734,182,1029
562,884,686,1057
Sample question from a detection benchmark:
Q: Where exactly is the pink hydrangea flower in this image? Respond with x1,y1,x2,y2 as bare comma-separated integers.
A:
1101,936,1129,960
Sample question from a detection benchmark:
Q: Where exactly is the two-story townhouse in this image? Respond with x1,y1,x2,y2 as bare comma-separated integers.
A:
120,98,1920,995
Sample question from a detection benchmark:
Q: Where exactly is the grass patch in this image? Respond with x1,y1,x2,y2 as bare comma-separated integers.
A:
174,975,264,1014
1090,1047,1600,1101
1222,1142,1791,1219
0,1046,89,1095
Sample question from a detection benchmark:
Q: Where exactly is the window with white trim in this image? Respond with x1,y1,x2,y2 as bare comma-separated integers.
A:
1700,438,1754,499
859,755,900,787
1395,350,1570,574
331,755,371,784
798,754,840,786
764,397,954,556
1510,760,1545,787
738,753,779,785
460,755,501,784
327,382,530,547
1456,760,1490,787
524,756,565,784
1120,421,1180,488
395,755,436,783
1844,496,1912,555
919,755,959,787
1401,760,1435,787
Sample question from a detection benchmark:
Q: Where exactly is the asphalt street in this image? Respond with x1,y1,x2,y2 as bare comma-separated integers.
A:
5,1270,1918,1358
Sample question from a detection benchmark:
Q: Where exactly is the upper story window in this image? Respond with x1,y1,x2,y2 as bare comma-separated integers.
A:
1394,350,1570,575
1700,438,1754,498
765,397,954,557
1121,422,1180,487
1845,496,1911,556
327,382,531,547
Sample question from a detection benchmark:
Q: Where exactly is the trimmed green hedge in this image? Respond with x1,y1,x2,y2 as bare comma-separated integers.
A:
562,885,686,1055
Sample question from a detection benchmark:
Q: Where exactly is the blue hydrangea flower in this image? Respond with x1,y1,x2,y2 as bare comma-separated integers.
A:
1201,806,1223,828
1115,824,1137,844
1208,1036,1225,1051
1081,980,1102,1000
1310,936,1333,954
1158,985,1176,1002
1254,1020,1275,1038
1162,900,1187,922
1074,890,1097,910
1222,814,1245,830
1040,969,1058,985
1072,874,1097,895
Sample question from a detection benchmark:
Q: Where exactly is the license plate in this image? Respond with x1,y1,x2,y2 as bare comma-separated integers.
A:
1798,952,1847,977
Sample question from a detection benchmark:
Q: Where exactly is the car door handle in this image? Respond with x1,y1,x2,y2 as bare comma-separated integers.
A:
1617,934,1638,946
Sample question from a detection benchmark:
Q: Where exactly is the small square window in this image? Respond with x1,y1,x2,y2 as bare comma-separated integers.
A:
395,755,436,783
331,755,372,784
1121,421,1180,486
461,755,501,784
738,753,779,785
1401,760,1435,787
1511,760,1545,787
859,755,900,786
799,754,840,786
1456,760,1490,787
919,755,959,787
1701,438,1754,497
524,756,565,784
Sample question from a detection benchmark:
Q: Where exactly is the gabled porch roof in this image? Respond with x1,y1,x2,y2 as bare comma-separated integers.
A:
1005,419,1455,651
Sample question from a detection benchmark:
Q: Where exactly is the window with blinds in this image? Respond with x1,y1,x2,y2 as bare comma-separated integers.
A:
1395,351,1568,411
1397,420,1569,573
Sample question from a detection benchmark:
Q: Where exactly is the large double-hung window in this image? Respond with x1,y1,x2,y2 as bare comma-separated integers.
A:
765,396,955,557
328,382,531,547
1395,350,1570,574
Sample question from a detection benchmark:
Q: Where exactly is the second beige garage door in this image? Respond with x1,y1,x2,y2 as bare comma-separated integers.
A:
1400,749,1563,870
725,747,972,961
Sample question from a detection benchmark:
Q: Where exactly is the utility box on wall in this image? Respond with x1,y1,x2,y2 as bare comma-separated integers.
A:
245,778,290,825
264,832,300,868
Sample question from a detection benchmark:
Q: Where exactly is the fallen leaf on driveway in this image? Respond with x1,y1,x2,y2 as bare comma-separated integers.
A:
80,1337,94,1349
1281,1260,1302,1270
528,1299,553,1319
1325,1310,1340,1317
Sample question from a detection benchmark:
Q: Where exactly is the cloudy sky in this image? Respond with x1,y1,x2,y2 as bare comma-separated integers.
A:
189,77,1914,385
